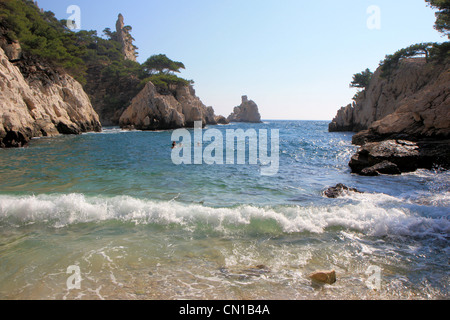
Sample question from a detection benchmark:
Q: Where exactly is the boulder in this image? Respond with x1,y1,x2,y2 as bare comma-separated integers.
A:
309,270,337,285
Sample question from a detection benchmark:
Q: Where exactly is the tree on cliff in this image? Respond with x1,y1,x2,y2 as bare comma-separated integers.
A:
141,54,189,94
380,42,437,77
426,0,450,38
350,68,373,90
142,54,185,75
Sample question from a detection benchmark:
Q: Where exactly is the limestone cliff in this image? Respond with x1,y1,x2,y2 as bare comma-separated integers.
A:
329,57,450,175
0,45,101,148
329,58,450,139
227,96,262,123
352,60,450,144
119,81,224,130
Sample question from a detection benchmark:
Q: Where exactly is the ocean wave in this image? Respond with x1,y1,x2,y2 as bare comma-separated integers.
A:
0,193,448,238
82,128,137,135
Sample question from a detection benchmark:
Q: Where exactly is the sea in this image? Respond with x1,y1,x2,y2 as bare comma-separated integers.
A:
0,121,448,300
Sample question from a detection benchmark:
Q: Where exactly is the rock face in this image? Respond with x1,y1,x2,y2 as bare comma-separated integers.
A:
329,58,450,136
228,96,262,123
330,58,450,175
0,35,22,62
119,81,225,130
352,61,450,144
0,45,101,148
115,14,137,62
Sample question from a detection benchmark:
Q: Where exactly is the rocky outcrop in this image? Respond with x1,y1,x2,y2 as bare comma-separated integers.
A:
115,14,137,62
329,58,449,134
323,184,363,198
119,81,224,130
227,96,262,123
215,115,229,125
328,103,354,132
0,46,101,148
330,58,450,175
352,61,450,144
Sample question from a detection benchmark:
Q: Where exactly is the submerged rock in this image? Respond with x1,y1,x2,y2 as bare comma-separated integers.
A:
323,184,363,198
219,265,270,280
309,270,337,285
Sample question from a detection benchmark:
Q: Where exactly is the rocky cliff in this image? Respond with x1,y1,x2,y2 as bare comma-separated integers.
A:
119,81,225,130
352,60,450,145
0,44,101,148
329,58,449,135
227,96,262,123
329,58,450,175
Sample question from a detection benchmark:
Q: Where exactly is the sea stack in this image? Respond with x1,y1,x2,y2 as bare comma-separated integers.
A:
115,14,137,62
227,96,262,123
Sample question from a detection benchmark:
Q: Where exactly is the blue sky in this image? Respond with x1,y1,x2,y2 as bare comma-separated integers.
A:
37,0,445,120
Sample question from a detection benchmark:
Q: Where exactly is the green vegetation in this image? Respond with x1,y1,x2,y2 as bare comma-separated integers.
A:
0,0,87,82
141,54,190,93
141,74,189,93
426,0,450,38
379,41,449,77
380,42,436,77
143,54,185,75
350,68,373,101
350,68,373,90
0,0,189,93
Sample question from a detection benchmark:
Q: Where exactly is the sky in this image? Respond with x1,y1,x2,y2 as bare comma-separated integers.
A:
37,0,445,120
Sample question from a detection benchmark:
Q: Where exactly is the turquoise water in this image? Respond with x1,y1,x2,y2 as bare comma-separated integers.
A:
0,121,448,300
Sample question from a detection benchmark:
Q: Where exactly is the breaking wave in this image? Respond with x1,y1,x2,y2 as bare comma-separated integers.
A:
0,192,448,238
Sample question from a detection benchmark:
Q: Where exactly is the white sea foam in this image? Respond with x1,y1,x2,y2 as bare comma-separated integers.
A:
0,192,448,238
